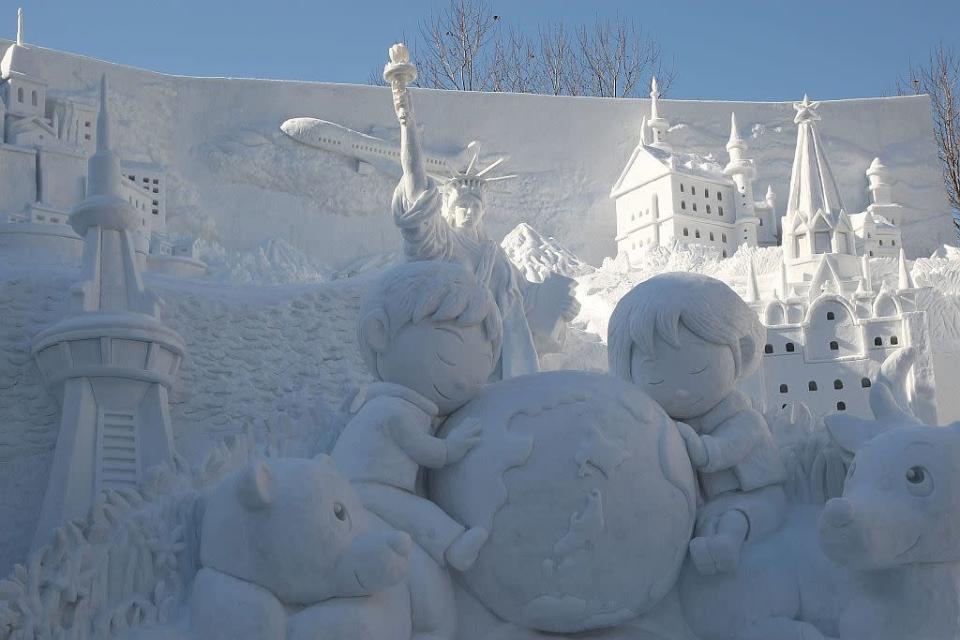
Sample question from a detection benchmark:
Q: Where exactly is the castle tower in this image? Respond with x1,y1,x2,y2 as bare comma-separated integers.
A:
647,76,671,152
781,96,858,285
1,8,46,120
723,112,760,247
866,157,893,207
30,77,184,545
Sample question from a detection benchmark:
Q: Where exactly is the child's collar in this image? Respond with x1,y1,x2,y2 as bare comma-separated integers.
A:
686,389,750,434
350,381,440,417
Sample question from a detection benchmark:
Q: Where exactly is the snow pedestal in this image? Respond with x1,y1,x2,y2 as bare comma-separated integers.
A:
430,370,697,633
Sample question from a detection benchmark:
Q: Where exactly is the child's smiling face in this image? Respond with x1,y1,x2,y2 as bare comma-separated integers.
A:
376,320,495,415
630,322,737,420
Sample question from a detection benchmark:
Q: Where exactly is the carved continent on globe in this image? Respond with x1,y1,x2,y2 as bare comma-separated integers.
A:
429,370,697,633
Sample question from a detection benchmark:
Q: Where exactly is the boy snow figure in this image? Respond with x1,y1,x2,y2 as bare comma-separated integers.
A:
333,260,502,571
608,272,786,575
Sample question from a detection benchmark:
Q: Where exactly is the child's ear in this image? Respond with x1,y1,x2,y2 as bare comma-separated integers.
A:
359,308,390,354
738,335,757,373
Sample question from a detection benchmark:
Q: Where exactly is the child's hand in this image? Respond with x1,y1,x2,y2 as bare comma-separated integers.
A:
677,422,708,468
445,419,482,464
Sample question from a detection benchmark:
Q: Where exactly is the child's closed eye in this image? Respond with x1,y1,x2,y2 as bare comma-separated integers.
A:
689,364,709,375
648,378,665,385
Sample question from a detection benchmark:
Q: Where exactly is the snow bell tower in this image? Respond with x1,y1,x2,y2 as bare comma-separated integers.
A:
30,77,185,545
647,76,671,152
781,96,858,285
723,112,760,247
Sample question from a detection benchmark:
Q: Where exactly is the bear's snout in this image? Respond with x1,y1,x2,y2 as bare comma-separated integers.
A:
822,498,855,529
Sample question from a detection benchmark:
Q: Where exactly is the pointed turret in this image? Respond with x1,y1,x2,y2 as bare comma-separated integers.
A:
726,112,745,152
29,76,185,547
745,257,760,303
16,6,23,46
765,184,776,208
647,76,671,152
724,111,759,243
866,156,893,207
897,248,915,290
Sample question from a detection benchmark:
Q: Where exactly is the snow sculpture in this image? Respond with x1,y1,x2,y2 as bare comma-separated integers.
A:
429,370,697,633
680,347,960,640
608,272,786,575
191,455,456,640
333,260,501,571
384,43,578,379
30,76,185,545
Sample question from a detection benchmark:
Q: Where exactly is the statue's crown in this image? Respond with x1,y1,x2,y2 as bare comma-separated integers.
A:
446,141,516,193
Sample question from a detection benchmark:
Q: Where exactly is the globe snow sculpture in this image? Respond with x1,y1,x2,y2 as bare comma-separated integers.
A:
429,370,697,633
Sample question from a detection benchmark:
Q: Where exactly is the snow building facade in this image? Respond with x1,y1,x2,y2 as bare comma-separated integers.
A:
610,78,779,261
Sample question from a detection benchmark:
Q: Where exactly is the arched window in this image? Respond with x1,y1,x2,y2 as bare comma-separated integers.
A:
705,189,710,198
718,192,722,201
874,337,883,346
808,381,818,391
785,343,795,352
695,229,701,238
890,336,899,345
837,401,846,411
879,240,884,246
722,250,728,258
827,311,835,320
779,384,788,393
829,340,839,350
683,228,689,236
722,233,727,242
709,232,715,241
764,344,773,354
706,205,712,214
17,87,23,102
760,218,764,226
892,240,896,246
718,207,724,216
680,184,685,192
834,379,843,390
681,201,686,210
691,186,696,195
861,378,871,388
693,203,698,212
31,90,37,106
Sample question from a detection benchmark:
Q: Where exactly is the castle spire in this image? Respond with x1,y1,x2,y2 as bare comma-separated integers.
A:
785,95,843,221
898,248,915,290
745,257,760,303
86,75,122,199
16,7,23,46
726,112,744,150
647,76,671,151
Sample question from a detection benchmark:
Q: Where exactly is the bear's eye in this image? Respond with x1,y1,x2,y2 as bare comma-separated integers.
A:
905,466,934,497
333,501,348,522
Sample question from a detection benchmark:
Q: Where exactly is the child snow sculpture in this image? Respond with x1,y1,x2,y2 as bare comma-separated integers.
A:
333,260,502,571
608,272,786,575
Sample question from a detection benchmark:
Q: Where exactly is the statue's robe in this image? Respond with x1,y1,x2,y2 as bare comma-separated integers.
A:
392,182,546,380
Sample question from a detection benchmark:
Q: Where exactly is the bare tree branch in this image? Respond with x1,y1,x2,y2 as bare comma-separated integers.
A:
898,43,960,239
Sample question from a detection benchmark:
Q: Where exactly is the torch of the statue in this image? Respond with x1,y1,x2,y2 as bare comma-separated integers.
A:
383,43,418,87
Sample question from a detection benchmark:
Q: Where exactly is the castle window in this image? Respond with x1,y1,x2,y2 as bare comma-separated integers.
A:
809,381,818,391
84,121,91,128
683,228,689,236
31,90,37,106
861,378,871,388
892,240,896,246
705,189,710,198
722,233,727,242
153,179,159,185
829,340,839,350
718,192,722,201
17,87,23,102
722,250,728,258
827,311,835,320
764,344,773,354
890,336,899,345
779,384,788,393
785,342,795,352
879,239,884,246
709,232,715,241
834,379,843,390
719,207,724,216
681,201,686,210
680,184,685,192
760,219,763,225
837,401,846,411
691,186,696,195
143,177,149,183
693,203,698,212
695,229,701,238
869,251,874,257
874,337,883,346
706,205,712,214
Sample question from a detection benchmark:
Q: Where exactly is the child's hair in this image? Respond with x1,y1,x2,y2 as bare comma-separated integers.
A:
607,272,765,381
357,260,503,373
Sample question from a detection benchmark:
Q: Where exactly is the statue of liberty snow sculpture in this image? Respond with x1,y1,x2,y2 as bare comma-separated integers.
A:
384,43,579,379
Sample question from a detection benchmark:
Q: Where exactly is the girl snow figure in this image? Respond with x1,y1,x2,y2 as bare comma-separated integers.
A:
385,43,579,380
608,272,786,576
333,260,502,572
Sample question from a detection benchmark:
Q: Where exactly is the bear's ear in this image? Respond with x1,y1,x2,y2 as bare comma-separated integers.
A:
237,460,272,511
359,308,390,355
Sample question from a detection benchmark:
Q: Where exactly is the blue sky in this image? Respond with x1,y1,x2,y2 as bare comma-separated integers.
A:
7,0,960,101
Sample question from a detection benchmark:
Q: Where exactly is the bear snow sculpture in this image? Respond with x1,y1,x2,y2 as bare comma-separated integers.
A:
429,370,697,633
190,455,455,640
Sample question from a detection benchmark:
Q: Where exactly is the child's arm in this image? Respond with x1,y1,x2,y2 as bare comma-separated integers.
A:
697,410,769,473
391,417,481,469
